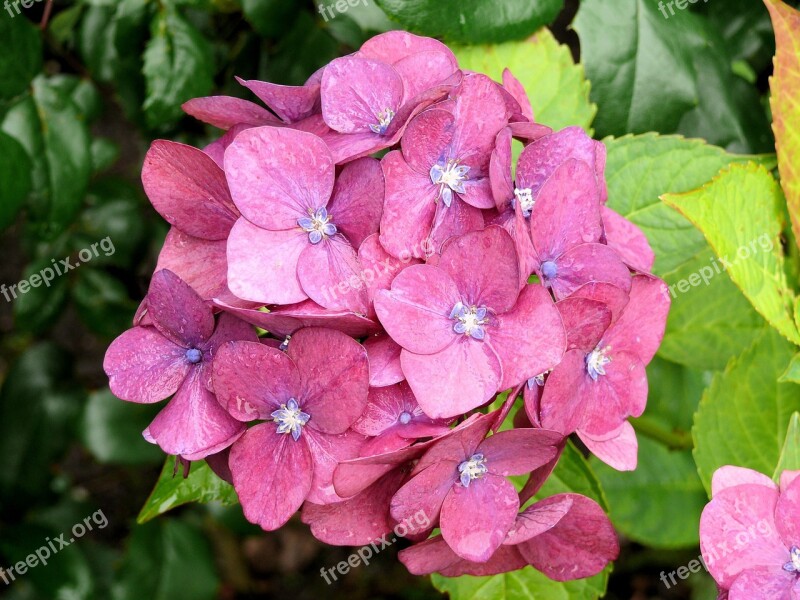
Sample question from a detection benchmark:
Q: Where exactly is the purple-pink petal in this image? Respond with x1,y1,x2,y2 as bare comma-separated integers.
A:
297,234,369,314
146,269,214,348
363,333,404,387
182,95,280,130
327,157,384,248
236,77,320,123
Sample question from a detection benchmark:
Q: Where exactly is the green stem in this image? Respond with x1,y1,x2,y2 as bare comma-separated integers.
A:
631,417,693,450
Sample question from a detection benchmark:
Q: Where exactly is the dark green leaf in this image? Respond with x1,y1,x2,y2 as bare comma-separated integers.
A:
0,130,31,230
374,0,563,44
241,0,302,38
0,344,85,512
143,5,215,128
72,268,138,337
774,412,800,477
0,14,42,100
90,138,121,173
80,388,162,465
574,0,772,152
112,520,219,600
138,456,238,524
12,256,71,334
264,12,339,86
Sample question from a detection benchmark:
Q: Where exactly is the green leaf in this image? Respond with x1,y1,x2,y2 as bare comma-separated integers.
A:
766,0,800,251
91,138,121,173
80,389,162,465
0,14,42,100
774,412,800,477
138,456,238,524
241,0,302,38
604,134,775,275
432,567,607,600
452,29,596,133
591,437,707,549
12,256,71,334
72,268,138,337
0,130,31,230
573,0,772,153
693,328,800,492
0,344,85,511
663,163,800,345
264,12,339,86
535,441,608,510
143,5,214,128
375,0,563,44
1,76,92,239
707,0,775,72
112,520,219,600
658,248,764,371
780,352,800,383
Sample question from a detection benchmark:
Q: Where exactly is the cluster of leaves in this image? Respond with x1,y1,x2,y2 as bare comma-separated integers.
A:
1,0,799,599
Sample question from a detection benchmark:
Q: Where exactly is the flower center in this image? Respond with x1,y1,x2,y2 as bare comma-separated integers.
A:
526,371,547,389
271,398,310,441
541,260,558,281
185,348,203,364
586,345,611,381
430,159,470,208
513,187,535,216
784,546,800,573
450,301,489,340
458,453,488,487
279,335,291,352
298,207,337,244
398,411,412,425
369,108,395,135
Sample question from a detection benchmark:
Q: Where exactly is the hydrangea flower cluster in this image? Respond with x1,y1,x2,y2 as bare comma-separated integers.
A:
700,466,800,599
104,31,671,580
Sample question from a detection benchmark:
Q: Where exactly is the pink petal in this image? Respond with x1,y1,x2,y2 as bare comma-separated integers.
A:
479,428,562,476
321,56,404,134
529,158,603,261
290,327,370,434
374,264,461,355
547,242,632,301
413,412,494,474
146,370,245,460
460,176,496,210
212,340,300,421
517,126,607,204
200,312,258,391
364,333,404,387
402,339,502,419
449,74,509,175
557,296,612,352
230,423,313,530
359,31,456,66
182,95,280,129
579,351,648,436
147,269,214,347
203,123,252,169
224,126,334,230
728,567,796,600
516,493,619,581
437,226,520,313
226,218,307,304
700,483,786,588
776,474,800,550
490,283,566,389
302,467,406,545
399,535,527,576
394,50,458,103
539,350,592,435
358,234,421,320
236,77,320,123
502,68,534,121
504,494,574,545
205,448,233,484
440,473,519,562
712,466,778,496
327,157,384,248
401,108,455,175
214,298,378,338
781,470,800,493
428,194,486,254
104,327,189,403
508,121,553,142
353,382,418,436
334,442,431,498
602,206,655,273
156,229,228,301
298,235,369,314
578,421,639,471
142,141,238,240
603,274,671,365
490,127,514,210
390,459,457,534
304,427,368,504
568,281,630,325
378,150,439,259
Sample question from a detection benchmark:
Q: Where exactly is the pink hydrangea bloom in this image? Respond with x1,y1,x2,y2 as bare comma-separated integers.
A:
700,466,800,599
